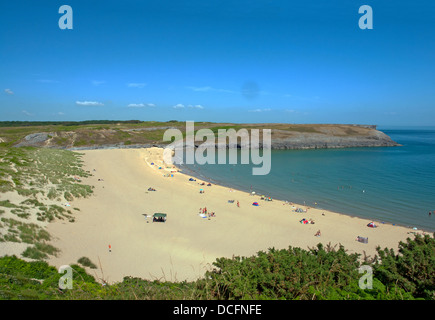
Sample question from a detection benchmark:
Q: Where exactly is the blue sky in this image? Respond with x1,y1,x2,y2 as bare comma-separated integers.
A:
1,1,434,125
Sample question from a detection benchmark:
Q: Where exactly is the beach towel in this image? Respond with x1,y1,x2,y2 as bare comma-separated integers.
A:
356,236,368,243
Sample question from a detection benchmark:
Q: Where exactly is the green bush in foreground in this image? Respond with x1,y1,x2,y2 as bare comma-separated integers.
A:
204,243,363,299
374,233,435,299
77,257,97,269
0,234,433,300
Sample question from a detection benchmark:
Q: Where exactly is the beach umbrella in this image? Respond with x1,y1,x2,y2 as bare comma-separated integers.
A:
252,202,259,206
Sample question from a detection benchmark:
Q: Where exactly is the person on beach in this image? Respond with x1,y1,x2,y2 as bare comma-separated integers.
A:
108,244,111,252
237,201,240,207
315,230,321,237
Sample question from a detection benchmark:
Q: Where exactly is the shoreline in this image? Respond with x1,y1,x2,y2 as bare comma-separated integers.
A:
143,147,433,237
66,144,432,233
175,160,434,234
46,147,426,284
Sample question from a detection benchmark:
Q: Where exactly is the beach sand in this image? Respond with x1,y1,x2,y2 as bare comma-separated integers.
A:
46,148,417,284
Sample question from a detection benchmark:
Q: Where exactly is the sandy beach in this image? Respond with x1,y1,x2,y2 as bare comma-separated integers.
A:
46,148,418,284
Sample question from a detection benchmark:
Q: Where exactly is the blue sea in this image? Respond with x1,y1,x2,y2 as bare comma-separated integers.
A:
180,127,435,232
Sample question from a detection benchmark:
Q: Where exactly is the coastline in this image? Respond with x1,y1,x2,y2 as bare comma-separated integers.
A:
178,163,434,234
46,147,425,284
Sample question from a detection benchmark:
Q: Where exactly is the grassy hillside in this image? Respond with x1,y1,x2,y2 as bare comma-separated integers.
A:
0,121,391,149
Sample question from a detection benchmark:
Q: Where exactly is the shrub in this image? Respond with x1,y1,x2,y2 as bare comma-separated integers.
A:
374,233,435,299
77,257,97,269
22,242,59,260
205,243,362,300
64,191,73,201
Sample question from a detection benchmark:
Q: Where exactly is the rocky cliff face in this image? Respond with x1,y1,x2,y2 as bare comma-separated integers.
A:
269,128,399,149
196,125,400,149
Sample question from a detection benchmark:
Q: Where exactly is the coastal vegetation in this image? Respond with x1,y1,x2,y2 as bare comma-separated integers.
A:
0,233,433,300
0,120,397,149
0,146,93,259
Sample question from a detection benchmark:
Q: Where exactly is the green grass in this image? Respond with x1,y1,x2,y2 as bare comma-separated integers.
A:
73,139,88,147
0,147,94,259
0,148,93,203
77,257,97,269
0,200,19,208
0,121,379,149
20,199,45,207
0,179,14,192
0,218,52,244
21,243,59,260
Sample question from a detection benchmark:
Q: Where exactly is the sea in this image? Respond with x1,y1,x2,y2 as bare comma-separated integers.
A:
179,127,435,232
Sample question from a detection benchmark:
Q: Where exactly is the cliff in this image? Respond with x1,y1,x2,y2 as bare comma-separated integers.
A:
268,124,399,149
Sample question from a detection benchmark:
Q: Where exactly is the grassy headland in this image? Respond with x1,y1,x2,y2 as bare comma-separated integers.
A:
0,120,398,149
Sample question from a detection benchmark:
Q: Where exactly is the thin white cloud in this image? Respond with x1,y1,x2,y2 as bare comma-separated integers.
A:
22,110,33,116
127,82,147,88
173,103,185,109
127,103,156,108
188,104,204,109
249,108,271,112
188,86,213,92
187,86,236,94
76,101,104,106
4,88,14,95
127,103,145,108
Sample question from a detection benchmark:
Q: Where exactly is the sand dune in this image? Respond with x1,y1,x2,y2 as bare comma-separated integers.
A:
47,148,418,284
